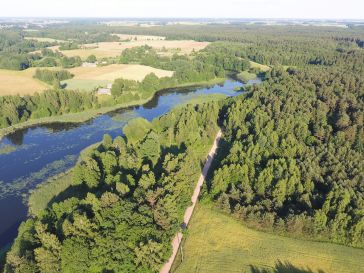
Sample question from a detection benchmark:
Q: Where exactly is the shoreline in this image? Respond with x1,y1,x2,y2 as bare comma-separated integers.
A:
0,77,226,141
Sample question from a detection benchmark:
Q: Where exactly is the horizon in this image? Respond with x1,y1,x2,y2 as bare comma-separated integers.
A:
1,0,364,20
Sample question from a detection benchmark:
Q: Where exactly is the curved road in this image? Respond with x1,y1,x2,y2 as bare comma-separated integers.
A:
160,130,222,273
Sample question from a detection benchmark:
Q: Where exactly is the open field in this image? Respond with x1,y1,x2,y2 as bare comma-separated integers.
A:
112,33,165,41
62,64,174,91
237,71,258,82
0,68,50,96
49,40,209,58
249,60,270,72
24,37,67,43
172,204,364,273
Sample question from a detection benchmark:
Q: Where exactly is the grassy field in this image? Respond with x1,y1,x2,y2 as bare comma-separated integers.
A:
62,64,174,91
249,61,270,72
0,68,50,96
49,40,209,58
112,33,166,41
172,204,364,273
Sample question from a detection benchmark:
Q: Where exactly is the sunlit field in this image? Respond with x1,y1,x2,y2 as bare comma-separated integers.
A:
172,204,364,273
62,64,174,91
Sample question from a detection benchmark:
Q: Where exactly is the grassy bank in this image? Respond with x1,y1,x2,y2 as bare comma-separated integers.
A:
28,142,100,216
237,71,258,82
0,77,226,140
172,204,364,273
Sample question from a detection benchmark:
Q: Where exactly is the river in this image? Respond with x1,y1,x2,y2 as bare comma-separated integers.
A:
0,78,259,249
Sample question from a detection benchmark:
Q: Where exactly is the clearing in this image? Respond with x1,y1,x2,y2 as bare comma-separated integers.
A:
112,33,166,41
172,204,364,273
249,60,270,72
49,40,209,59
0,68,50,96
62,64,174,91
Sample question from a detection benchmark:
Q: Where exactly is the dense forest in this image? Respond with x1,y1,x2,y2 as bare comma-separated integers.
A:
4,102,221,273
208,66,364,247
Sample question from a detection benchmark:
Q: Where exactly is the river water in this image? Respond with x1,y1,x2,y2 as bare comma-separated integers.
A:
0,78,259,248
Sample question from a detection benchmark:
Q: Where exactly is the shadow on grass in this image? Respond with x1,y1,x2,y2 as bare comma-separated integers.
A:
250,260,325,273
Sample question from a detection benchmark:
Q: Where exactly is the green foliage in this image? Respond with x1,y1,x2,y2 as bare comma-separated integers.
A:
6,102,221,273
210,66,364,247
58,42,79,51
34,69,74,85
86,55,97,63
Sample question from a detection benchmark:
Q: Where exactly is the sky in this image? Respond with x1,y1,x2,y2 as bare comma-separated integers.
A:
1,0,364,19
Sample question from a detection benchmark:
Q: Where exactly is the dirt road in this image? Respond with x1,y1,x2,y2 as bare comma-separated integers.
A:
160,130,222,273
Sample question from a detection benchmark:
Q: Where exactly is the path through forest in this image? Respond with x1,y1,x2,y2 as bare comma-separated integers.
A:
160,130,222,273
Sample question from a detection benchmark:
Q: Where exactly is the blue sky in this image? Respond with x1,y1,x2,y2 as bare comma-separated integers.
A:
1,0,363,19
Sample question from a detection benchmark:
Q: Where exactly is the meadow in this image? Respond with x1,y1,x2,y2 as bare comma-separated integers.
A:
249,60,270,72
62,64,174,91
172,204,364,273
49,40,209,58
0,68,50,95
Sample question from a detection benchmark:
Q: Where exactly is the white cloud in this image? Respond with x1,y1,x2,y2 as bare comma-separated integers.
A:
1,0,363,19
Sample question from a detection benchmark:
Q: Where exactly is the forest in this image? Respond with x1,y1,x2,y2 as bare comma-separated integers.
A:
210,66,364,247
4,102,221,273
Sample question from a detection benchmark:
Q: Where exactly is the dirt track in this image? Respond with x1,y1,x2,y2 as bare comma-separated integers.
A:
160,130,222,273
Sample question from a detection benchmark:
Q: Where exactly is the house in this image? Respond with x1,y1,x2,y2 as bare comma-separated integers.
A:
97,83,113,95
97,88,111,95
82,62,97,68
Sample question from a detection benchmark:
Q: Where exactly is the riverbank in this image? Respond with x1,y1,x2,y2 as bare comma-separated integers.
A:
0,77,226,140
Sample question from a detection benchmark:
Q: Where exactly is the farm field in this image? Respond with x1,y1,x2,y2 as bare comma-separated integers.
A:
0,68,50,95
24,37,67,43
172,204,364,273
112,33,166,41
62,64,174,91
49,40,209,58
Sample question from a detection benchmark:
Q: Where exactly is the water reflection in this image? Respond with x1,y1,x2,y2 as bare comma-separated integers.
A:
0,78,252,247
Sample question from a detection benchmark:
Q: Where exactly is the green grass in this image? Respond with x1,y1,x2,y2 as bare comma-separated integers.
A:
172,204,364,273
62,79,110,92
249,61,270,72
237,71,257,82
173,94,227,109
123,118,152,144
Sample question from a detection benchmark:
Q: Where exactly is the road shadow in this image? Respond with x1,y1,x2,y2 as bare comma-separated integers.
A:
250,260,325,273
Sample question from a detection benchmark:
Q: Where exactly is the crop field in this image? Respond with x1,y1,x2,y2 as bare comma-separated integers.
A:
0,68,50,95
49,40,209,58
62,64,174,91
112,33,166,41
172,204,364,273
